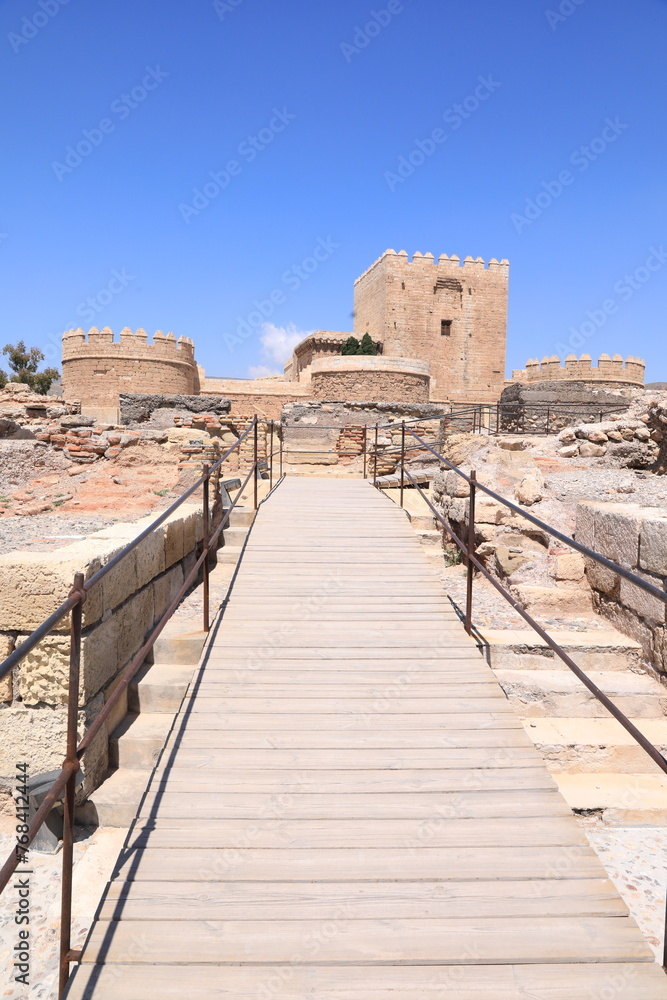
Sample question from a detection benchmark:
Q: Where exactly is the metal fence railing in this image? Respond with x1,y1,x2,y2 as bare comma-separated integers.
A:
0,418,270,996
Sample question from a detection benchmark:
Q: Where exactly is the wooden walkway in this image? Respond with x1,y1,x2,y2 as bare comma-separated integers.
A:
66,478,667,998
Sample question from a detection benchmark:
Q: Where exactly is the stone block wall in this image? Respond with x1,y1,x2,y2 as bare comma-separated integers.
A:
0,505,206,809
576,502,667,673
353,250,509,404
511,354,645,387
309,356,430,403
62,327,199,413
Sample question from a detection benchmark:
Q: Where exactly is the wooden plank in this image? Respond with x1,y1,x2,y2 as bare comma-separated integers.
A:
80,917,651,965
163,729,535,749
111,846,606,882
151,747,544,770
137,789,574,820
184,698,514,714
97,877,627,921
63,963,667,999
171,712,523,730
127,816,587,849
147,768,556,793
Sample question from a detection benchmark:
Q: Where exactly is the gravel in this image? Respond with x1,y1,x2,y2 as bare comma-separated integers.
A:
0,515,119,554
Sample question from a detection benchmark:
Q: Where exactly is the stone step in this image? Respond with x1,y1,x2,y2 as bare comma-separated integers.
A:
151,629,207,664
555,772,667,825
523,717,667,774
129,662,196,713
110,712,175,770
217,545,244,565
496,669,667,718
406,512,438,532
480,628,643,672
78,768,153,828
226,506,254,528
415,529,442,549
222,525,249,547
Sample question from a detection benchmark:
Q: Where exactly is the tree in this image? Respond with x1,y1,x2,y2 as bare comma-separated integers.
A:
2,341,59,395
341,336,360,356
359,333,378,355
0,369,6,390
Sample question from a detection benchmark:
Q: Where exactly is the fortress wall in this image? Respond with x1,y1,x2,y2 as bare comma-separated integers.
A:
354,250,509,404
309,356,430,403
512,354,645,387
62,328,199,414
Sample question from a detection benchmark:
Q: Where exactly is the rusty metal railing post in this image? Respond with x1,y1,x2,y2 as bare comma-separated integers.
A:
362,425,367,480
373,425,378,488
253,417,258,510
269,421,274,490
399,421,406,508
663,892,667,973
202,464,210,633
465,470,477,636
279,425,284,478
58,572,85,998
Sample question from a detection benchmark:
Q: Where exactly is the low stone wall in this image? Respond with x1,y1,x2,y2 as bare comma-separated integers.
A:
576,502,667,673
499,381,632,434
281,401,445,472
119,393,231,425
0,505,206,810
199,376,311,419
309,356,430,403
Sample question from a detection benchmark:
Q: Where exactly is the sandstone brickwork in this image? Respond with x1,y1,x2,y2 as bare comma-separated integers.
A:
511,354,645,388
352,250,509,404
309,356,430,403
62,327,199,412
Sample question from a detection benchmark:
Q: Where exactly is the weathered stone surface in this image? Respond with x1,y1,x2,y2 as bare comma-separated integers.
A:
0,636,12,702
558,428,577,444
574,503,595,550
120,393,231,425
578,441,606,458
593,503,641,566
515,471,544,506
639,515,667,576
513,585,592,614
495,545,531,577
442,470,470,498
59,414,96,428
16,634,70,706
0,547,104,631
153,565,185,624
619,568,667,624
555,552,585,581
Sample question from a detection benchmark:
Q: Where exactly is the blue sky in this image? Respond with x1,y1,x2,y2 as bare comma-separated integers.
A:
2,0,667,381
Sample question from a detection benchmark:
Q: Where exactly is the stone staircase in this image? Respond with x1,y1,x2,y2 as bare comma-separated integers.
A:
79,506,254,828
482,629,667,825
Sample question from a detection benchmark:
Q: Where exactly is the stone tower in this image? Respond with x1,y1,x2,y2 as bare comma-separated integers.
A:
353,250,509,403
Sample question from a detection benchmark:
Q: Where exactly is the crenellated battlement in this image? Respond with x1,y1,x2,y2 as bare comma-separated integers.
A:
511,354,645,387
354,249,510,285
62,327,195,361
61,327,199,414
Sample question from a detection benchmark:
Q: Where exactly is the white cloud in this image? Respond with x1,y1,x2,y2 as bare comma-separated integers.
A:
248,363,281,378
247,322,309,377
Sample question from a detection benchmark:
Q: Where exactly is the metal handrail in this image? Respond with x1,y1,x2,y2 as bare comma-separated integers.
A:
389,424,667,775
0,420,257,683
400,466,667,777
407,427,667,606
0,416,260,996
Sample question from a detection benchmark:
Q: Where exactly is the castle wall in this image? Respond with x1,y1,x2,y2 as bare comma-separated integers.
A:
62,328,199,420
511,354,645,388
309,356,430,403
199,375,311,419
353,250,509,404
